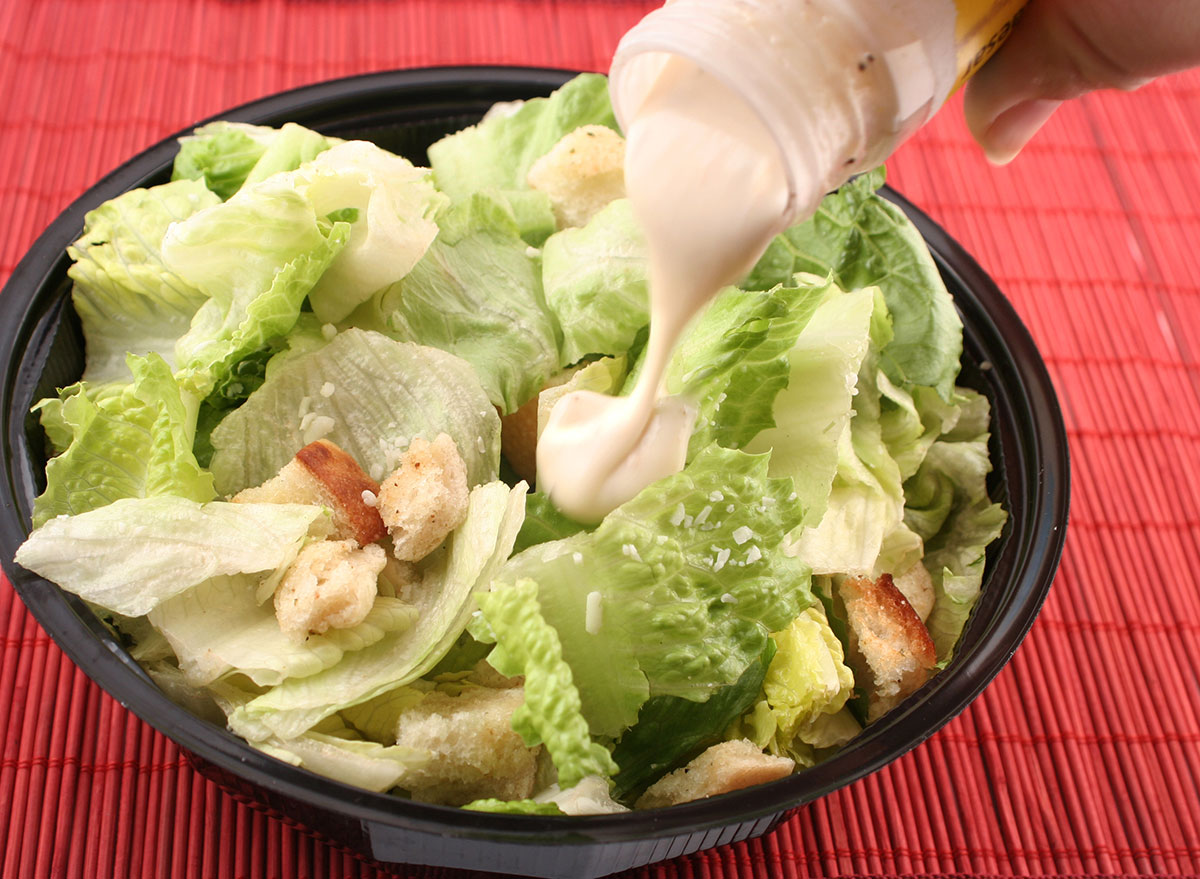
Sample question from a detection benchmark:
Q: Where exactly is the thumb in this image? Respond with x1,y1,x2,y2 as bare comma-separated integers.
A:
963,0,1166,164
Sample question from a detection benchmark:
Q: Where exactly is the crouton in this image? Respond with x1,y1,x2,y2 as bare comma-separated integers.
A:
274,539,387,640
393,686,540,805
635,739,794,809
891,560,934,622
526,125,625,229
233,439,387,546
500,372,575,485
376,556,422,601
377,434,469,562
838,573,937,722
465,658,524,690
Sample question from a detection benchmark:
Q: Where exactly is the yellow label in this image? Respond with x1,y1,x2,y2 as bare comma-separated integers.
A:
951,0,1027,92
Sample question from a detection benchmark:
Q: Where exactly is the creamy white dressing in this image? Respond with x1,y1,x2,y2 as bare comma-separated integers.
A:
537,58,789,522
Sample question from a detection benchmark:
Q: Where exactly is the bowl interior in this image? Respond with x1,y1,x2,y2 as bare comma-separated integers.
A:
0,66,1069,858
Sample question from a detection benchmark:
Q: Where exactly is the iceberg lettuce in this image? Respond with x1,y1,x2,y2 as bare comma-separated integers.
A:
67,180,219,382
32,353,214,526
350,192,560,413
172,121,338,200
428,73,617,199
228,480,527,741
207,328,501,494
15,497,328,616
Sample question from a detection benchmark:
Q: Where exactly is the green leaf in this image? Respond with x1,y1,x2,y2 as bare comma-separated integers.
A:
542,199,648,366
66,180,220,382
768,169,963,398
32,354,215,526
501,445,810,737
172,121,338,200
610,639,774,801
428,73,618,199
208,328,501,495
463,798,565,815
664,283,826,460
351,192,560,413
478,579,619,788
229,481,527,741
15,498,328,616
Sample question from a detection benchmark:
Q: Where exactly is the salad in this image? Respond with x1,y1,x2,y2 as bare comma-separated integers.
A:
14,74,1006,814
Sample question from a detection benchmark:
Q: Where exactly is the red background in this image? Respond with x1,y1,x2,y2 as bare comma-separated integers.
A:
2,2,1199,877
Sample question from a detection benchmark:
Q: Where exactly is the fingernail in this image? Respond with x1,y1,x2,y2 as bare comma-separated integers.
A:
982,98,1063,165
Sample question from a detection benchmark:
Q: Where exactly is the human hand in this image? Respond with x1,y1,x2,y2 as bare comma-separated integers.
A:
963,0,1200,164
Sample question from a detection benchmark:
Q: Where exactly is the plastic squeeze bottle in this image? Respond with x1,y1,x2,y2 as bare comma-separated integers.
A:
537,0,1027,522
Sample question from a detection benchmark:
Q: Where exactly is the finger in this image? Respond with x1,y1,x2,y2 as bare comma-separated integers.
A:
969,97,1063,166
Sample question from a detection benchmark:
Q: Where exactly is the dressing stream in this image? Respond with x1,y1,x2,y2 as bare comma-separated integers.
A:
537,59,790,522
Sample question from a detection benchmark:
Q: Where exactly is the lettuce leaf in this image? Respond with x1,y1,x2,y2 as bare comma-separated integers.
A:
541,199,648,366
499,445,810,738
905,389,1007,660
148,575,418,687
67,180,220,382
31,353,215,526
208,328,501,494
478,579,619,788
172,121,338,200
663,283,826,460
15,498,328,616
609,639,774,801
255,727,426,793
744,281,875,528
428,73,617,199
228,481,527,741
164,171,350,398
350,192,560,413
728,606,858,766
763,169,963,398
302,141,446,324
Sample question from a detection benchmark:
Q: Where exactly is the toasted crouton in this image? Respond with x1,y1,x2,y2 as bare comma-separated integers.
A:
526,125,625,229
635,739,794,809
891,561,934,622
838,573,937,722
377,434,469,562
393,686,540,805
500,372,575,485
233,439,387,546
274,539,387,640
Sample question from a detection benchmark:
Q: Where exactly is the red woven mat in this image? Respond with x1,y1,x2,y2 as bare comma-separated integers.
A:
3,1,1199,877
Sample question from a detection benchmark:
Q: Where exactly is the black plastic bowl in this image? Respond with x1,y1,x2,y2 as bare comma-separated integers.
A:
0,67,1069,878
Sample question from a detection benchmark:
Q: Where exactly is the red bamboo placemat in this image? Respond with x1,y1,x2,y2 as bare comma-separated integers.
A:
2,1,1199,877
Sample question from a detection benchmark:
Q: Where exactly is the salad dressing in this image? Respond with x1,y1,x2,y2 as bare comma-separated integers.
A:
537,59,789,522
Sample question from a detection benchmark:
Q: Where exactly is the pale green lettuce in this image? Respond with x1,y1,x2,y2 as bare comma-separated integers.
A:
256,726,427,793
172,121,338,200
905,389,1007,660
498,445,810,738
758,169,963,397
228,481,527,741
15,497,329,616
164,171,350,398
32,354,214,527
744,280,876,527
478,579,619,788
428,73,617,199
67,180,220,382
148,574,418,687
728,607,858,766
208,328,501,494
349,192,560,413
541,199,648,366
